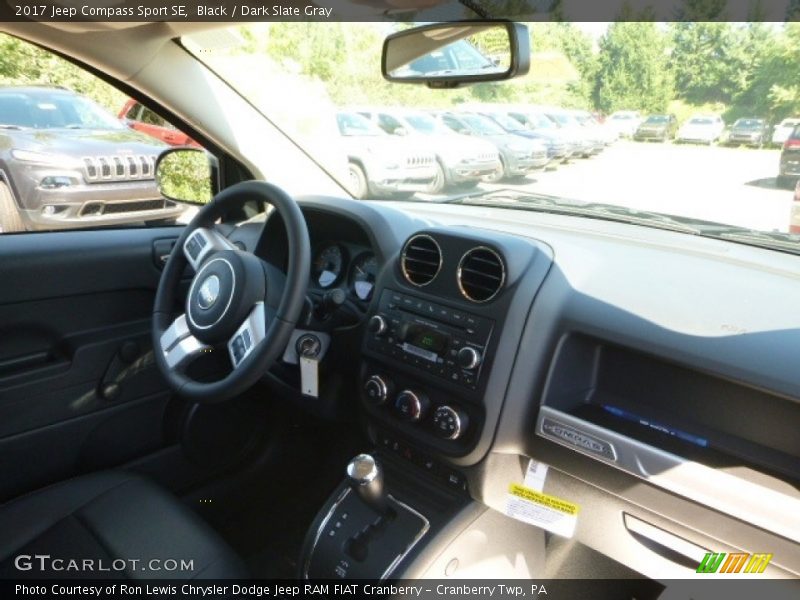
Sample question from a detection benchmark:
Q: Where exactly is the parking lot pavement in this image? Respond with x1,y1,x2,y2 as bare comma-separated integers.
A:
424,140,793,233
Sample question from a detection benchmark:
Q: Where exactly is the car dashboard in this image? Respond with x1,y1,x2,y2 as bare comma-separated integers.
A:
229,194,800,578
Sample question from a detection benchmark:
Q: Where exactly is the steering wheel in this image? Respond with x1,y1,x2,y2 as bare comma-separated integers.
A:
152,181,310,403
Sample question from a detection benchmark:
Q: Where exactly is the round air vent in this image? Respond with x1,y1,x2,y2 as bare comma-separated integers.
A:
400,234,442,287
457,246,506,303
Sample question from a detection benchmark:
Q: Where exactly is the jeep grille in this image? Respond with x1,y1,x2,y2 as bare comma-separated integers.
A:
83,155,157,182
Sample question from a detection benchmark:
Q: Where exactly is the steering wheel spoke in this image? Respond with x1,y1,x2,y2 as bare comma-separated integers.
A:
227,302,268,369
183,226,238,271
159,314,211,370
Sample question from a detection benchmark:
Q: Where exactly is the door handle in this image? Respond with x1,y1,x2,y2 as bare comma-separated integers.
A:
623,513,709,570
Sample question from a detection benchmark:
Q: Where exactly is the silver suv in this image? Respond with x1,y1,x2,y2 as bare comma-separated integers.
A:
358,108,501,194
0,86,183,232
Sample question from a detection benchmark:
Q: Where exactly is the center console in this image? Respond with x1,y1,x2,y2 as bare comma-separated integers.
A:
300,229,552,580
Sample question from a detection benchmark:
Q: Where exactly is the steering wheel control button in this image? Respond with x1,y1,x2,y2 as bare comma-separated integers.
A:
394,390,429,422
368,314,388,336
364,375,392,405
231,334,247,364
457,346,482,370
433,405,467,440
185,231,208,262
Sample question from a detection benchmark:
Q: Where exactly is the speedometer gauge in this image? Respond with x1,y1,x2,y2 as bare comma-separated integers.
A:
351,253,378,301
312,244,344,288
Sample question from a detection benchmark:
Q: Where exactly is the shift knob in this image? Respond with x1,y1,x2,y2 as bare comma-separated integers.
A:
346,453,387,513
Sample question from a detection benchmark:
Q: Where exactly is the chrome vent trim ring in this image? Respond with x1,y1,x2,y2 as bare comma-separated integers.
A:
400,234,442,287
457,245,506,303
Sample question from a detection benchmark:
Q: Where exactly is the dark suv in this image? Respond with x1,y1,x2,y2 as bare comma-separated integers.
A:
778,125,800,189
0,86,183,233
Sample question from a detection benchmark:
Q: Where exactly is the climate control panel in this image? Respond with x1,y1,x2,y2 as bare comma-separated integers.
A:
362,370,472,442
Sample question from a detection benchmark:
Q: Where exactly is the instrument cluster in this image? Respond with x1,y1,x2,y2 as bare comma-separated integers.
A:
311,242,379,302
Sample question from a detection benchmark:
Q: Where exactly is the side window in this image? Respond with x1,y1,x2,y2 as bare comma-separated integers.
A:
139,106,170,128
377,113,403,134
442,115,463,132
0,33,213,235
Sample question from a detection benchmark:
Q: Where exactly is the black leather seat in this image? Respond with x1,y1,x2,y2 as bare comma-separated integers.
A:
0,471,247,579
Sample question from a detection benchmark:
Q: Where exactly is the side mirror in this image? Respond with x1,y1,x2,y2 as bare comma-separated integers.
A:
155,147,215,206
382,21,530,89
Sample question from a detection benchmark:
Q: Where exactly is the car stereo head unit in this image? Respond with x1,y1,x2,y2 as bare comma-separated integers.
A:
364,289,494,390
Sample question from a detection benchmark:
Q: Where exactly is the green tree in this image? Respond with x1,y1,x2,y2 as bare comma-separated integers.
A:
669,23,757,106
593,22,673,113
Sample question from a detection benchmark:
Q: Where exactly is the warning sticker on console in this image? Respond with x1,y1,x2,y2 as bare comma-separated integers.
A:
505,483,579,538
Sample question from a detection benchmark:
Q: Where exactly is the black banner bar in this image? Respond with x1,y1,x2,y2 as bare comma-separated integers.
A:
4,579,800,600
1,0,800,23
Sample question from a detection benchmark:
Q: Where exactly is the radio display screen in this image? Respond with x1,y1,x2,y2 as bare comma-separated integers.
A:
406,325,448,354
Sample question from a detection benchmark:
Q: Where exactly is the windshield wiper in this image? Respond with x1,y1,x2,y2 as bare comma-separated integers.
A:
440,189,800,253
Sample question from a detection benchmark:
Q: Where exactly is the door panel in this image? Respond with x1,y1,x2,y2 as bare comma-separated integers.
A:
0,227,183,501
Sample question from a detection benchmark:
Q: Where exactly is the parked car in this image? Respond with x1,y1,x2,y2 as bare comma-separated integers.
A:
726,118,769,148
506,108,577,161
569,109,618,146
543,107,602,157
777,125,800,189
119,98,201,147
675,115,726,145
472,108,570,165
357,108,500,194
633,114,678,142
792,180,800,234
433,110,549,181
606,110,643,138
0,86,182,233
772,117,800,147
336,111,436,199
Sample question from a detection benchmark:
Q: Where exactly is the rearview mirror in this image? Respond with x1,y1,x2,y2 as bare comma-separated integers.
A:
382,22,530,89
155,148,215,206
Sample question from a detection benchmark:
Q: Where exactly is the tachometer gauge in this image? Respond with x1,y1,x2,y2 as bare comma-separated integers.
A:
312,244,344,288
351,252,378,301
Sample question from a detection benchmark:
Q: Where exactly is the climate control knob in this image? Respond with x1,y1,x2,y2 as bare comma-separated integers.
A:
363,375,392,405
368,315,388,336
457,346,482,370
394,390,429,422
432,405,468,440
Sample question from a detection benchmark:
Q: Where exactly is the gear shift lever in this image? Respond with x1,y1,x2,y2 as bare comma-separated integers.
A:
346,453,387,514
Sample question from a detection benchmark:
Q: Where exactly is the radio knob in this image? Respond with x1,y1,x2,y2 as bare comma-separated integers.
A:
368,315,388,337
394,390,429,422
433,405,468,440
457,346,482,370
364,375,392,405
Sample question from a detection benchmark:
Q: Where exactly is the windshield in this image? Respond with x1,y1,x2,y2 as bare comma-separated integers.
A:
546,112,577,127
459,113,505,135
186,20,800,253
404,113,451,135
485,112,526,131
0,90,124,130
337,112,384,136
733,119,764,128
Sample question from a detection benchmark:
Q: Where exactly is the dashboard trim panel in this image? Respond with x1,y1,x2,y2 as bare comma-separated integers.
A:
537,406,800,544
